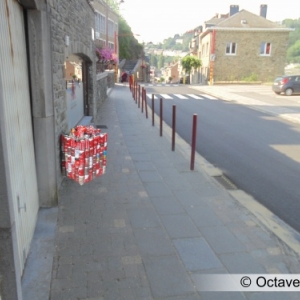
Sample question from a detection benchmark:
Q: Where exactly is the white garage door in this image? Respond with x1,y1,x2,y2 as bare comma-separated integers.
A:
0,0,39,274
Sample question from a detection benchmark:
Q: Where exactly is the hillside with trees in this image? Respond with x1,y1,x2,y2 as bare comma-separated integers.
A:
106,0,143,60
118,16,143,59
283,18,300,64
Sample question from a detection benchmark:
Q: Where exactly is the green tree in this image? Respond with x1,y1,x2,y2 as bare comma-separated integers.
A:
181,56,202,77
118,16,143,59
106,0,122,13
158,54,165,69
287,40,300,63
150,55,158,68
283,18,300,63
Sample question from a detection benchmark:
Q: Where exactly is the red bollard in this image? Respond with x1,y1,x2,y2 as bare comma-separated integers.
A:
172,105,176,151
152,94,155,126
190,114,198,170
132,79,135,99
160,98,163,137
138,85,141,108
142,87,144,113
144,89,148,119
129,75,133,91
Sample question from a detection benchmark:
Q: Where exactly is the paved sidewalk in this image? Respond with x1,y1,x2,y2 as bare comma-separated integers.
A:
24,84,300,300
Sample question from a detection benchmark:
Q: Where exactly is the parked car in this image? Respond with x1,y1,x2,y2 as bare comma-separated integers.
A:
272,75,300,96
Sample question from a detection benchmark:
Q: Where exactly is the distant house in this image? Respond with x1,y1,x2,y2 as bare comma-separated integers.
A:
190,5,293,84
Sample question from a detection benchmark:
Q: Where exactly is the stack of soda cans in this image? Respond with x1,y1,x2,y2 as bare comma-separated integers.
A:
61,125,108,185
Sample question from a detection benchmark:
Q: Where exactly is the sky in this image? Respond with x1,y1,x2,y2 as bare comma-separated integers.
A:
120,0,300,44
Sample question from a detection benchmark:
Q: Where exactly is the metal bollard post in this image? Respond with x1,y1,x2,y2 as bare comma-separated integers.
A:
172,105,176,151
160,98,163,137
190,114,197,170
145,89,148,119
152,94,155,126
138,85,141,108
132,80,135,99
141,87,144,113
134,82,136,102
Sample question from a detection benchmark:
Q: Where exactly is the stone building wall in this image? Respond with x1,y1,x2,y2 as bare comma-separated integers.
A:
47,0,96,185
213,30,289,82
95,71,115,116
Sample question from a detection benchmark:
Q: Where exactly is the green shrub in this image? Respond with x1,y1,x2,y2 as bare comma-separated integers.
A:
242,73,258,82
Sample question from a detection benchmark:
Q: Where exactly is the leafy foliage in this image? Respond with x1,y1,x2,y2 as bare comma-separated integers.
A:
242,73,259,82
158,54,165,69
181,56,201,75
106,0,121,13
282,18,300,63
96,47,117,62
287,40,300,63
151,31,196,51
118,16,143,60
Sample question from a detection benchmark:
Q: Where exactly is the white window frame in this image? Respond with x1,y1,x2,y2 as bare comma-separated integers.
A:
95,11,106,35
100,14,106,33
108,42,114,50
225,42,237,55
95,12,100,38
114,22,118,36
108,19,114,37
260,42,271,56
99,39,106,48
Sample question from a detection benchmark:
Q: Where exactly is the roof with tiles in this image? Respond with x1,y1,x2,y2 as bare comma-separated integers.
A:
210,9,285,29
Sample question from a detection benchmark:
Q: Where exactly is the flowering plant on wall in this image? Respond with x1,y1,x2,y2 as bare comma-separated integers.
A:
96,47,117,63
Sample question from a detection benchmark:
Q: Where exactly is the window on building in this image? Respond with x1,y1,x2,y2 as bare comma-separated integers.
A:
100,14,106,33
114,22,118,35
225,42,237,55
95,12,106,35
95,13,100,39
260,42,271,55
108,19,114,37
95,12,106,36
99,39,106,48
108,42,114,50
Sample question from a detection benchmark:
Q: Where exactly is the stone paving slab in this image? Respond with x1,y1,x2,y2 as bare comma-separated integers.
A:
24,85,300,300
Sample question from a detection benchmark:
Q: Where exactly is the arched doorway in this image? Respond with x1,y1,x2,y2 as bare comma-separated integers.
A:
65,54,86,129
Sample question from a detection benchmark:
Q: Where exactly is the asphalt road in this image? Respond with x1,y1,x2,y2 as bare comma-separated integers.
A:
144,84,300,233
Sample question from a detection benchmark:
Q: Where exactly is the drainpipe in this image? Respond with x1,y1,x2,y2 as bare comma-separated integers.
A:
209,29,216,85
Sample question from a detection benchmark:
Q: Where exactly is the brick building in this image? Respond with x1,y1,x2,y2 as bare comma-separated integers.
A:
190,5,293,84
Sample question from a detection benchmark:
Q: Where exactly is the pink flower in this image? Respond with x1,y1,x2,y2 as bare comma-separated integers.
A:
96,47,118,63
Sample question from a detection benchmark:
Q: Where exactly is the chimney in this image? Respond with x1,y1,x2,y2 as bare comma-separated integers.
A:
229,5,239,16
260,4,267,18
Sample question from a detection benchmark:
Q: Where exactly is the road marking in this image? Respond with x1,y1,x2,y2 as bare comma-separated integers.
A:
146,93,158,99
159,94,173,99
201,94,218,100
173,94,189,99
187,94,204,99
